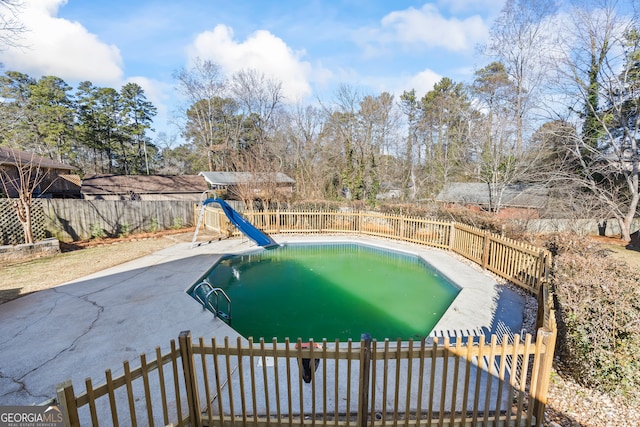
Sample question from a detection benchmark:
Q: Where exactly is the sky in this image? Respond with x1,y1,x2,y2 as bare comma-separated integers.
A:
0,0,507,141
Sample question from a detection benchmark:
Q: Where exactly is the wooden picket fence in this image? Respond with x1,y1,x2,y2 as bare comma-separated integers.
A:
205,209,549,294
57,209,556,426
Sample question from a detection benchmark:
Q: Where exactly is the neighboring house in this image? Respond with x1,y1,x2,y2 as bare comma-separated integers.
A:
81,174,208,201
199,171,295,200
0,147,80,198
435,182,549,219
376,182,404,200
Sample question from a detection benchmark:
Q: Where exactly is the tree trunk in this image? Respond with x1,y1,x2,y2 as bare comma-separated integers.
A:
619,195,639,242
14,196,34,244
23,201,33,244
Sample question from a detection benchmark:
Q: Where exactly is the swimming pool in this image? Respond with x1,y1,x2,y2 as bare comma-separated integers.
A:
188,242,460,342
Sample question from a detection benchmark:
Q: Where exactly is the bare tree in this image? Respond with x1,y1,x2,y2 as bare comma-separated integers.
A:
230,68,284,146
0,148,49,244
482,0,559,151
550,0,640,241
460,62,550,214
173,58,228,171
0,0,26,50
279,104,327,199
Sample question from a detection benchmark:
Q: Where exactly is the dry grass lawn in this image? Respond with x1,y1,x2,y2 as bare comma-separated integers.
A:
0,230,199,305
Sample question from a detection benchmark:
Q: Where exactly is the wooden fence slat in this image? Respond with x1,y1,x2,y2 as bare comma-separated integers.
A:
471,336,484,424
170,340,184,427
415,338,426,427
321,339,329,422
494,338,509,421
438,339,449,427
123,361,137,427
105,369,119,427
223,336,236,426
448,337,463,427
285,338,294,426
140,354,154,427
248,338,258,426
404,339,414,427
198,336,213,427
154,347,170,427
427,338,438,420
84,378,99,426
346,339,353,427
482,335,498,426
210,338,225,424
259,339,272,426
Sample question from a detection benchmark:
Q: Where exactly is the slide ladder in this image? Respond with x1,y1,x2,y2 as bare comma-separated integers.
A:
191,191,211,247
192,195,278,248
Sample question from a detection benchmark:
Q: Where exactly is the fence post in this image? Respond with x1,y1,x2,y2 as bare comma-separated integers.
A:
448,222,456,251
179,331,202,427
481,230,491,269
531,327,557,426
56,380,80,427
357,333,372,427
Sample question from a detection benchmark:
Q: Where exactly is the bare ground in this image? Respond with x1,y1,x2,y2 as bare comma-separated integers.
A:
1,231,639,426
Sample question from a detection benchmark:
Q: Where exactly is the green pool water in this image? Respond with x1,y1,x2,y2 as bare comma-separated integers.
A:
189,243,460,342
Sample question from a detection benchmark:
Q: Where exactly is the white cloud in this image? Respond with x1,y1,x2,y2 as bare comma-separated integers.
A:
380,4,488,51
1,0,123,83
358,3,489,55
405,69,443,97
187,24,313,102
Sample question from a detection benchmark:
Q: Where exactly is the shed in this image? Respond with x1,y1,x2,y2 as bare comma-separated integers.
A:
435,182,549,218
199,171,295,200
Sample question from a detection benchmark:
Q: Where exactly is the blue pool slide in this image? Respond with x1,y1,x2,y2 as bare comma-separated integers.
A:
203,198,278,248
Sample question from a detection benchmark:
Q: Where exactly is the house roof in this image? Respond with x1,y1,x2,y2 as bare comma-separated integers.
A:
0,147,77,171
81,174,208,196
435,182,549,209
199,171,295,185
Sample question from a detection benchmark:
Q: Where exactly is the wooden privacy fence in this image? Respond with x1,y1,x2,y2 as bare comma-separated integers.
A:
57,208,557,426
1,199,197,244
43,199,196,241
58,326,556,427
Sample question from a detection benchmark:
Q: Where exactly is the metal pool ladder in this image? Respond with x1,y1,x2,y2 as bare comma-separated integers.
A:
192,281,232,323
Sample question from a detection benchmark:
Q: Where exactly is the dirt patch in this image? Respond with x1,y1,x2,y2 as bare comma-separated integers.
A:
0,228,221,305
587,235,640,270
57,228,195,252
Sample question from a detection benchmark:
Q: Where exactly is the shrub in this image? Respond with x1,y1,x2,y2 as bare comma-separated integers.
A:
171,217,183,230
148,217,159,233
545,233,640,402
90,223,106,239
117,223,131,238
